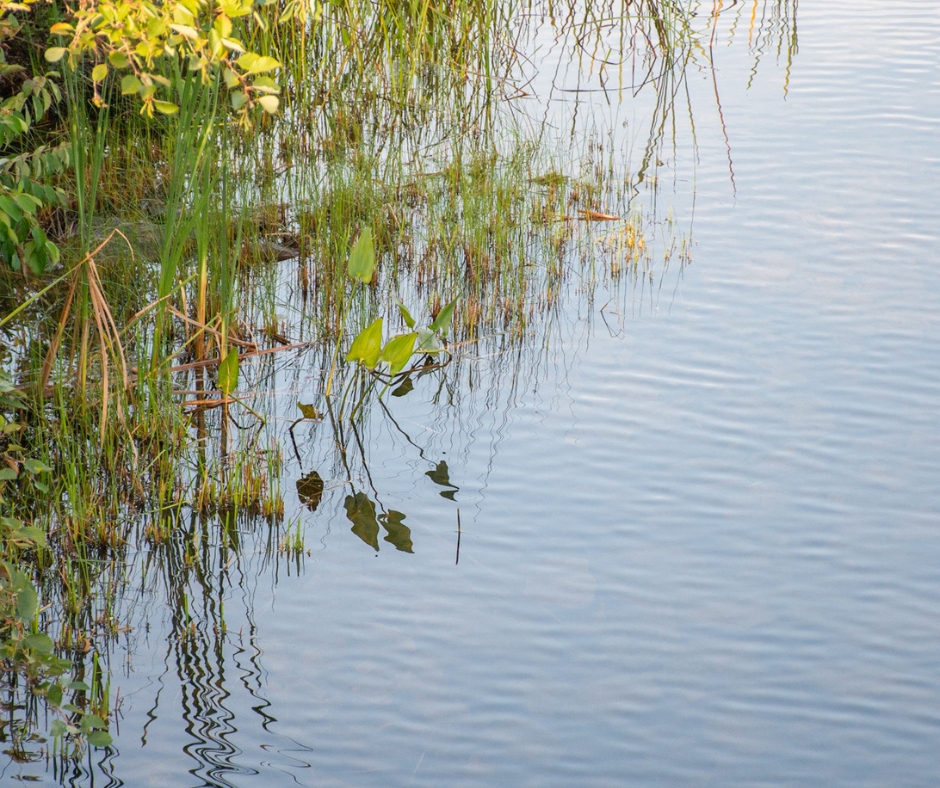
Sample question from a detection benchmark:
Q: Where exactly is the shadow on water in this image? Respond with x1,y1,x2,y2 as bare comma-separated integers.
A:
0,1,801,783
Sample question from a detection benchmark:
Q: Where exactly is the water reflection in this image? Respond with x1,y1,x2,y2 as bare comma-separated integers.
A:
0,1,809,784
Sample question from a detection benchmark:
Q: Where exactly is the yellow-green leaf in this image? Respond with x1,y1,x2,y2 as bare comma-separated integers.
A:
257,95,279,113
218,348,239,395
91,63,108,83
45,47,67,63
121,74,142,94
380,332,418,375
153,100,179,115
429,297,458,334
346,317,383,369
237,53,280,74
108,51,129,68
169,23,199,39
347,227,375,284
252,75,279,94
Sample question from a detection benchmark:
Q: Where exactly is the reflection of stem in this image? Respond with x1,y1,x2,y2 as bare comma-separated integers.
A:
347,372,379,424
376,395,431,462
708,42,736,194
324,397,354,484
325,280,358,398
349,418,381,503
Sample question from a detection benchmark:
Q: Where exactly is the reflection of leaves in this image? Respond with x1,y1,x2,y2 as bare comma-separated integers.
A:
426,460,452,486
379,510,413,553
296,471,324,512
344,492,379,550
391,376,414,397
425,461,458,500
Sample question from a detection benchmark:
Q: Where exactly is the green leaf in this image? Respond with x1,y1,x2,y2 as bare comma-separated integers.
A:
397,301,415,329
47,683,63,707
91,63,108,83
429,298,458,334
345,317,383,369
14,526,46,547
81,713,106,731
379,510,413,553
108,51,129,68
153,100,179,115
230,91,248,110
0,195,23,223
0,467,17,481
45,47,67,64
121,74,142,95
87,731,113,748
380,332,418,375
218,349,239,396
50,719,68,737
347,227,374,284
13,193,41,214
23,459,50,474
15,581,38,621
344,492,379,550
23,633,54,655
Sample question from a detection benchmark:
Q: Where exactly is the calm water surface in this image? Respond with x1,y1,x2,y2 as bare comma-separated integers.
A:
10,1,940,785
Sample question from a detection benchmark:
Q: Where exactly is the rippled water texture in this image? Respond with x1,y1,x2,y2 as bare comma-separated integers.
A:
10,0,940,785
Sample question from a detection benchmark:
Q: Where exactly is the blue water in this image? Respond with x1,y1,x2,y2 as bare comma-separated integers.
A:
6,1,940,785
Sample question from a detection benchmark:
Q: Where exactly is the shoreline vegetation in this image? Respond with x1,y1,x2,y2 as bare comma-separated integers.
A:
0,0,795,768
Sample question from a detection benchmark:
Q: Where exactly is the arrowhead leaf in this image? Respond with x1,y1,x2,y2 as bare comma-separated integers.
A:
347,228,375,284
429,297,458,334
346,317,383,369
380,332,418,375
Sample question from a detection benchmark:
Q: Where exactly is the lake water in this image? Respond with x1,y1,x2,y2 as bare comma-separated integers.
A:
7,0,940,785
